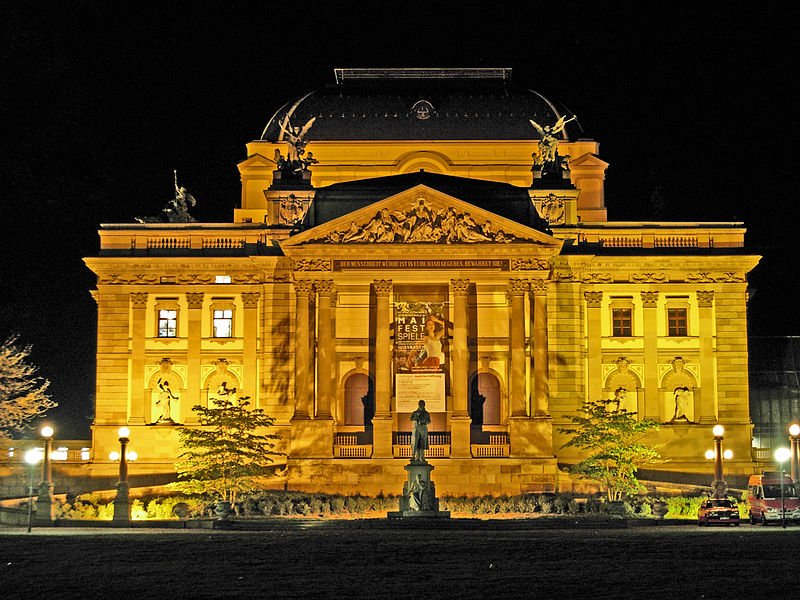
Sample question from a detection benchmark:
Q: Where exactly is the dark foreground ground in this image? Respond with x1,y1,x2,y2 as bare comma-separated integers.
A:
1,520,798,600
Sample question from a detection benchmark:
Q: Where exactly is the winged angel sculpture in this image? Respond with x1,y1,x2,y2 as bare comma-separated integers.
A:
529,114,577,166
274,115,318,177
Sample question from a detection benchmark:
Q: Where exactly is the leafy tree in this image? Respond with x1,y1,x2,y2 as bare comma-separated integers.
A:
0,335,55,442
559,399,661,501
173,397,282,503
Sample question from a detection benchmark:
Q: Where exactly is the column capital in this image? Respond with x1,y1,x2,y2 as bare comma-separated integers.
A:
641,291,659,308
293,280,314,296
697,290,714,308
130,292,148,309
584,291,602,308
241,291,260,308
315,280,336,296
530,279,549,296
507,279,529,296
186,292,204,309
373,279,393,297
450,279,470,296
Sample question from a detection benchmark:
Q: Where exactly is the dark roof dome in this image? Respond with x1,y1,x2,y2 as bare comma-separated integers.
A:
261,68,580,142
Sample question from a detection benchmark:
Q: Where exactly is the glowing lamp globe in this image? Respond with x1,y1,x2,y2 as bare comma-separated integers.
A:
775,447,791,463
712,425,725,438
24,449,41,465
704,449,715,460
109,451,120,461
40,426,54,438
118,427,130,439
127,451,138,462
723,449,733,460
790,424,800,437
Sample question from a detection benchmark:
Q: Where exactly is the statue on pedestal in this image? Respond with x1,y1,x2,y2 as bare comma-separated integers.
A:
530,115,577,179
273,116,317,181
410,400,431,463
135,171,198,223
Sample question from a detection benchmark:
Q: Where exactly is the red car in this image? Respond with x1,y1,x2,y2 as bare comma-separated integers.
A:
697,498,741,526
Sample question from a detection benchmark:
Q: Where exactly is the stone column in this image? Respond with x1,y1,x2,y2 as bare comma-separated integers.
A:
584,291,603,403
372,279,393,458
241,292,260,406
315,280,335,419
641,291,660,420
531,280,550,417
450,279,471,458
697,291,716,423
292,281,314,420
509,280,529,417
129,292,148,424
185,292,204,425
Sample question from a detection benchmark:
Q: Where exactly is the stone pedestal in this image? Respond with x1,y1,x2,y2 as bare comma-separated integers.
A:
34,482,55,524
388,460,450,519
112,481,131,523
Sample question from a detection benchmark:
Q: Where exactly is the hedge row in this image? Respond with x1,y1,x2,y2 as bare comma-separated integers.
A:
53,491,746,520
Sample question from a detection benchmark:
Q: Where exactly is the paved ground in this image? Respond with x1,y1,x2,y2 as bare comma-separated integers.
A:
1,521,798,599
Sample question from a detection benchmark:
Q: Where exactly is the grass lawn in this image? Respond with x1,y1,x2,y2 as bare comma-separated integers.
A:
1,522,798,599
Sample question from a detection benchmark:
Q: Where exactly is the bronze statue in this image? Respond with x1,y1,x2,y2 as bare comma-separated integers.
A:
410,400,431,462
529,115,577,165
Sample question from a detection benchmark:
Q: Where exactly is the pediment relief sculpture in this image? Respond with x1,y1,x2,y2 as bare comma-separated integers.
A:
306,198,533,245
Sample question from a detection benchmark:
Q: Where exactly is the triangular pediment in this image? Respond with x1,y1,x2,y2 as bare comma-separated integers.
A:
282,185,561,249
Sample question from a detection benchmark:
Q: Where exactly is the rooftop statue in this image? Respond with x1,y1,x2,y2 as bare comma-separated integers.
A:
273,116,317,179
529,114,577,166
135,171,197,223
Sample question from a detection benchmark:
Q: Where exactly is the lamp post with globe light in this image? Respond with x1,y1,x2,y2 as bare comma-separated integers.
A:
35,425,56,524
708,425,732,498
112,427,131,523
789,423,800,483
775,446,791,529
24,449,42,533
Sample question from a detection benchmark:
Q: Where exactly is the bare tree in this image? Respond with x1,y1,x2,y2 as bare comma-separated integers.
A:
0,335,55,441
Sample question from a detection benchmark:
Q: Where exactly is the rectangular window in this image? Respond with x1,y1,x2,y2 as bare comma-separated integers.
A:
612,308,633,337
157,309,178,338
215,275,231,284
213,309,233,338
667,307,688,336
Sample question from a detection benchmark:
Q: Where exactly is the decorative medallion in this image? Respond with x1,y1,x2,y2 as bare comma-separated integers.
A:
411,100,435,120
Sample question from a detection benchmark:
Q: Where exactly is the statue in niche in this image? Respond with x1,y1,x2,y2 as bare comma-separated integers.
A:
670,386,692,422
207,358,239,406
155,377,179,423
136,171,197,223
410,400,431,463
408,473,433,511
611,387,627,412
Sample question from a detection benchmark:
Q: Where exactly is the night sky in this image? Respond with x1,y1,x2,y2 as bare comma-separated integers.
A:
1,3,795,438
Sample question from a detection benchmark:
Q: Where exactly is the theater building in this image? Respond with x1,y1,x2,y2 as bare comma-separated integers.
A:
84,68,760,495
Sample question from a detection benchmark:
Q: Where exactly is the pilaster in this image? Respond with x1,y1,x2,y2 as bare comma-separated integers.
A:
641,291,659,420
129,292,148,424
584,291,602,403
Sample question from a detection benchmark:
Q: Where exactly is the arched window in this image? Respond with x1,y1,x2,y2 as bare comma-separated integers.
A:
343,373,370,426
478,373,501,425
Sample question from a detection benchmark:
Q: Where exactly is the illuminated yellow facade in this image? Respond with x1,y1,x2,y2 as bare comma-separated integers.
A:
85,69,759,495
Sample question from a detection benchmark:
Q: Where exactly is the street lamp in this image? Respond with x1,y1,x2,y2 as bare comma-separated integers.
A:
711,425,727,498
775,447,791,529
24,449,42,533
36,425,55,524
112,427,131,524
789,423,800,483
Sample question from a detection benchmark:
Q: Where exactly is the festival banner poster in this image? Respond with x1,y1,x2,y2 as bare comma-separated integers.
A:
394,301,447,412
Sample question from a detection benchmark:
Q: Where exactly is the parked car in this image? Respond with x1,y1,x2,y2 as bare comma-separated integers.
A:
697,498,740,526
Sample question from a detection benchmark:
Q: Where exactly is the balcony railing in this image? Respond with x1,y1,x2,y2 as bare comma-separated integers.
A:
392,431,450,459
